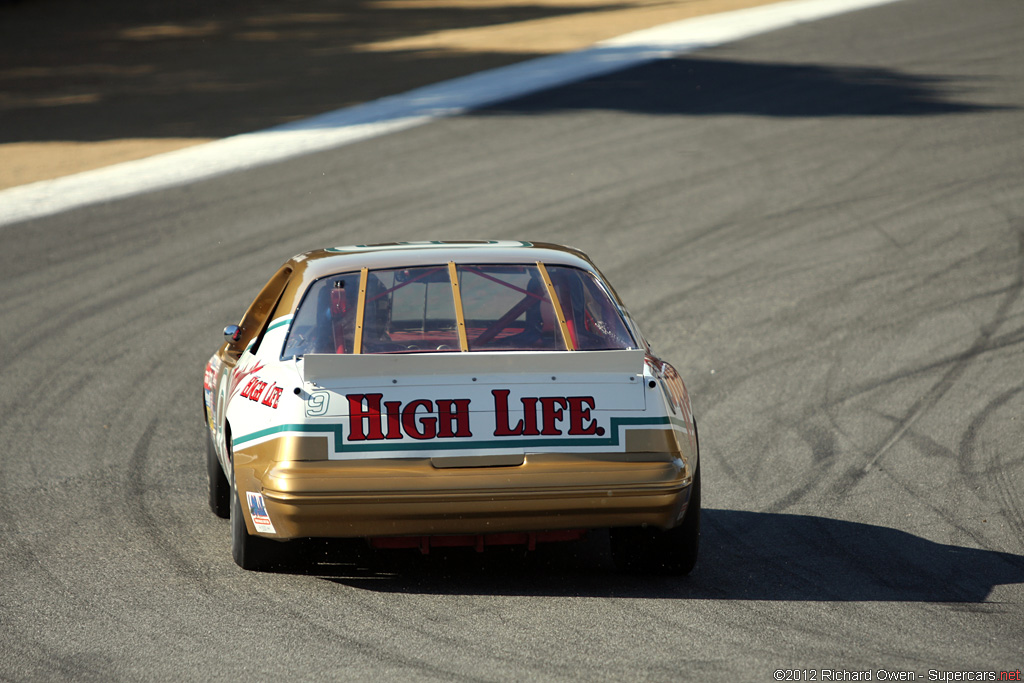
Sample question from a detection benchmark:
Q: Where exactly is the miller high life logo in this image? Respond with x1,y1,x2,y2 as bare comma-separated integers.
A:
345,389,606,442
240,376,283,409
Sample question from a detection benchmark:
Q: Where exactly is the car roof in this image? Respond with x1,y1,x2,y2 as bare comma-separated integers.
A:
265,241,616,319
288,241,598,281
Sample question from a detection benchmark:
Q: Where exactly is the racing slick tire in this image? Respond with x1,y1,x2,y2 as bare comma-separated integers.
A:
610,462,701,576
230,481,282,571
206,428,230,519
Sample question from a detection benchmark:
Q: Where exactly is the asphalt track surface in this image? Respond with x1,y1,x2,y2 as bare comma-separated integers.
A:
2,0,1023,679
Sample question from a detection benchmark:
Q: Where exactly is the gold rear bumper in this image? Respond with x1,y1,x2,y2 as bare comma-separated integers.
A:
237,452,694,540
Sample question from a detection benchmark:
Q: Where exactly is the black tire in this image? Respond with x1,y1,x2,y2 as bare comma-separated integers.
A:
230,482,282,571
610,463,701,575
206,428,230,519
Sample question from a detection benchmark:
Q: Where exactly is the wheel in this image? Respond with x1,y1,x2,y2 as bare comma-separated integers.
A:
230,481,282,571
610,463,701,575
206,427,230,519
224,424,288,571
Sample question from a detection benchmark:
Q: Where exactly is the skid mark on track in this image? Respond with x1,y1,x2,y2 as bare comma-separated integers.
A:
861,223,1024,472
762,420,838,514
126,416,210,589
762,218,1024,514
231,577,498,681
804,223,1024,517
958,384,1024,542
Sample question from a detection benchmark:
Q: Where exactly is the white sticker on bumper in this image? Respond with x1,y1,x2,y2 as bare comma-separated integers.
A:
246,492,276,534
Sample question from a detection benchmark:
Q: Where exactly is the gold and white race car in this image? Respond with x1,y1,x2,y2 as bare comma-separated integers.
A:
203,241,700,573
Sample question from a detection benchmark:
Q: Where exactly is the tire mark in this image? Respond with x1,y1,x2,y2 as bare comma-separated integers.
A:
820,324,1024,413
958,384,1024,541
763,419,839,514
236,578,497,682
765,218,1024,513
125,416,210,590
860,222,1024,472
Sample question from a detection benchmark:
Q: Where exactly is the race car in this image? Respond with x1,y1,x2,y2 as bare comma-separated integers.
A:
203,240,700,573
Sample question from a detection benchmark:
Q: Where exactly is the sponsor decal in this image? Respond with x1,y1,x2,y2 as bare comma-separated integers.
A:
229,360,264,399
347,395,472,441
203,357,220,391
246,492,276,534
491,390,605,437
229,378,691,458
239,376,283,409
204,356,222,430
343,390,605,443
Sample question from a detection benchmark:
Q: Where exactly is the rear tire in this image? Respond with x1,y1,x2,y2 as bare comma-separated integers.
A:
206,428,230,519
230,482,282,571
610,463,701,575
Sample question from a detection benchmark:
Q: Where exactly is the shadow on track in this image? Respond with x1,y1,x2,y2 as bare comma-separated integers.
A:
0,0,631,143
293,510,1024,603
478,56,1008,118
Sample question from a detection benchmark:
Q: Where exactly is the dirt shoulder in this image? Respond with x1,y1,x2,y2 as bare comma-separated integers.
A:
0,0,782,190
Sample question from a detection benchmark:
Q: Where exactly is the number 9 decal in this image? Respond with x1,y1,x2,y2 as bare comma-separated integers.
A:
305,391,330,417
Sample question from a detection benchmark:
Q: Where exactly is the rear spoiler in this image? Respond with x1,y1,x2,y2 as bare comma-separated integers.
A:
301,349,646,383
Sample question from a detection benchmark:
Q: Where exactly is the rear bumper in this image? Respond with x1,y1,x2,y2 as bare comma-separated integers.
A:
237,452,695,540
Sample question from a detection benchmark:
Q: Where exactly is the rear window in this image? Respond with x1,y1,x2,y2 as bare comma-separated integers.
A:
282,263,635,357
544,265,636,351
458,265,563,351
366,266,460,352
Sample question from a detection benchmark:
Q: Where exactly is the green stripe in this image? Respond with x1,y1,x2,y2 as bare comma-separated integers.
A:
266,317,292,332
233,414,687,453
233,422,345,448
244,316,293,352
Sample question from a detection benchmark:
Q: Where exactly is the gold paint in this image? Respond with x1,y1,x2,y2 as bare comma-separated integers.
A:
353,266,369,354
431,453,524,468
625,428,678,454
537,261,573,351
228,265,293,356
231,426,692,539
250,450,688,538
447,261,470,351
236,435,330,462
253,449,686,494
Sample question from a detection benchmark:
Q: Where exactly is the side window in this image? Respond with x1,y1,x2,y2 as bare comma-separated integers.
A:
282,272,359,358
545,266,635,350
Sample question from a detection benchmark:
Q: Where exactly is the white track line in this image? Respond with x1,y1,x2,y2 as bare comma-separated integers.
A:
0,0,901,227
